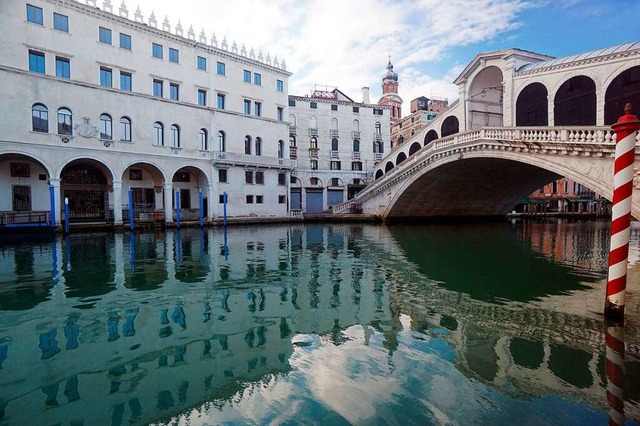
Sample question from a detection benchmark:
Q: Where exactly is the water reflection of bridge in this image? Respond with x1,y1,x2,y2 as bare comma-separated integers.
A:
0,223,637,424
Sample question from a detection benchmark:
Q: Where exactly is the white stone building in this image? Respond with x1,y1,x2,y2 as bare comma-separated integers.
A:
288,87,390,213
0,0,295,227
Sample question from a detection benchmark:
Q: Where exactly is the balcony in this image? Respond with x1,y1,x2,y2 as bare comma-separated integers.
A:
330,129,339,138
352,131,361,139
331,150,340,159
309,148,319,159
374,153,382,161
290,146,297,159
211,151,296,169
289,126,297,135
309,128,319,137
373,132,383,141
352,151,361,160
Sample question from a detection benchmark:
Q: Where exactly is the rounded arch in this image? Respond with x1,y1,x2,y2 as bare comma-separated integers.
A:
290,177,302,187
57,107,73,135
385,161,394,173
170,124,181,148
327,177,344,187
396,152,407,166
307,177,323,187
31,103,49,133
409,142,421,156
516,82,548,126
605,65,640,125
120,160,168,184
244,135,252,155
468,66,504,128
255,137,262,156
289,114,296,126
99,113,113,140
424,129,438,146
217,130,226,151
57,156,115,181
441,116,459,138
375,169,384,180
554,75,596,125
120,116,132,142
60,159,113,222
171,164,211,187
0,151,53,177
199,128,208,150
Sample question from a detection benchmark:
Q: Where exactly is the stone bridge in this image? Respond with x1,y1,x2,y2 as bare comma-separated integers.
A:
334,125,640,220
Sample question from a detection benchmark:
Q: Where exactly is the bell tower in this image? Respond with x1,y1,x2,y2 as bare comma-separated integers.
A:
378,58,403,125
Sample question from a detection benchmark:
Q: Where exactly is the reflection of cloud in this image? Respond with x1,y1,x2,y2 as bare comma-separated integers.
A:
131,0,531,111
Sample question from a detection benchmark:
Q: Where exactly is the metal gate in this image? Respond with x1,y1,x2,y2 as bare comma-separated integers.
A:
327,189,343,208
305,189,323,213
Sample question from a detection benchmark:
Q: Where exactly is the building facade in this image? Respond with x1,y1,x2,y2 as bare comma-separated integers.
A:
0,0,294,227
288,87,390,213
390,96,449,149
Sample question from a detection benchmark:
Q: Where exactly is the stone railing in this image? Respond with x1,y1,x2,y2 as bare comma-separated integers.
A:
211,151,296,168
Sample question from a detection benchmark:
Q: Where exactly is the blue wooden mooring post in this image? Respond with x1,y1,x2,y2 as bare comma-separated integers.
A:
128,187,134,231
175,190,181,228
199,189,204,227
223,192,227,227
64,197,70,235
49,185,56,230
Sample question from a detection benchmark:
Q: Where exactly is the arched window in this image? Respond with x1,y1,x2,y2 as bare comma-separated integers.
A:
353,119,360,131
170,124,180,148
278,140,284,158
516,83,548,126
199,128,208,150
120,116,131,141
331,138,339,151
153,122,164,146
441,116,459,137
218,131,226,151
57,107,72,135
244,135,252,155
353,139,360,152
289,135,296,147
373,141,383,153
331,117,338,130
554,76,596,125
99,114,112,140
32,103,48,133
310,137,318,149
309,116,317,129
375,121,381,134
255,137,262,156
289,114,296,126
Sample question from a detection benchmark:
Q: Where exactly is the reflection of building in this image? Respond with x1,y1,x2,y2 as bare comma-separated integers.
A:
0,0,294,228
390,96,449,149
516,178,610,216
288,87,390,213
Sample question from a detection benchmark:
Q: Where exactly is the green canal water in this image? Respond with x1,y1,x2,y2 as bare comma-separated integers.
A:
0,220,639,425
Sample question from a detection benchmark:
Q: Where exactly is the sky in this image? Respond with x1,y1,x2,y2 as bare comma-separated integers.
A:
126,0,640,111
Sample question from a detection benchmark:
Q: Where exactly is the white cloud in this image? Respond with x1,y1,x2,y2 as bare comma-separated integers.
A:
128,0,531,110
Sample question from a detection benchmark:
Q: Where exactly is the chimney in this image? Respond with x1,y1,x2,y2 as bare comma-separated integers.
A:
361,87,370,104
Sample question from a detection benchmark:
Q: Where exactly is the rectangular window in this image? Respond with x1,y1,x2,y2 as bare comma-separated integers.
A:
99,27,112,44
219,194,226,204
243,70,251,83
217,93,225,109
331,104,338,111
120,72,132,91
153,79,163,97
26,4,43,25
28,50,45,74
152,43,163,59
169,48,179,63
256,195,263,204
310,102,317,109
278,195,286,204
254,102,262,117
254,73,262,86
353,106,359,113
352,162,362,171
217,61,225,75
13,186,32,212
197,56,206,71
310,160,318,170
170,83,179,100
276,79,284,92
373,108,383,115
218,169,228,183
243,99,251,115
245,171,253,184
11,163,30,177
198,89,207,106
55,57,70,79
255,171,264,184
53,13,68,32
330,161,341,170
100,67,112,87
120,33,131,50
289,99,296,107
278,173,286,186
246,195,254,204
277,107,284,121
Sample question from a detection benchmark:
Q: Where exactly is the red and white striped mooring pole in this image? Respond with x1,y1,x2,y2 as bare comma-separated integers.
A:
605,103,640,320
605,322,626,426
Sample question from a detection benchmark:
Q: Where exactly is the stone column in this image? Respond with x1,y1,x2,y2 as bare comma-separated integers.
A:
113,180,123,225
164,182,173,224
50,178,62,225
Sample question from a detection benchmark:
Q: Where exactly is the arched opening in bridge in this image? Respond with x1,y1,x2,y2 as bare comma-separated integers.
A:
409,142,421,156
554,75,596,125
375,170,384,180
396,152,407,166
424,129,438,146
468,66,504,129
441,116,459,138
385,161,394,173
61,160,112,222
516,82,548,126
605,65,640,125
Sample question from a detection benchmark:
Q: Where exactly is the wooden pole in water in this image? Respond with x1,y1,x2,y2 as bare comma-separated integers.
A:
605,103,640,319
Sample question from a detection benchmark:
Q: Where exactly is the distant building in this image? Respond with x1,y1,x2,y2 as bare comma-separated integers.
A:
391,96,448,149
288,86,390,213
377,60,403,125
517,178,610,216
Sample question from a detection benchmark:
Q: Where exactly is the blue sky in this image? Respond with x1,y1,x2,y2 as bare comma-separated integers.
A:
130,0,639,110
